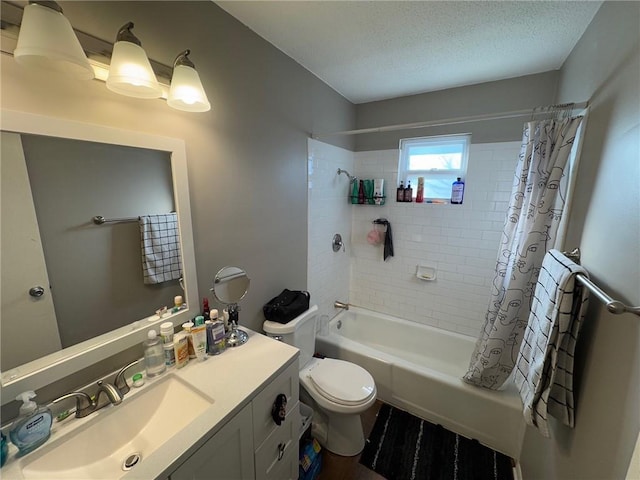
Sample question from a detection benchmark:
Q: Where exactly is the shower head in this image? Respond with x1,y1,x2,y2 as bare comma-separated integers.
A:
337,168,356,184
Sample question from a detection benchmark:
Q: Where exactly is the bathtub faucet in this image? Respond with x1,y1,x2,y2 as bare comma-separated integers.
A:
334,300,349,310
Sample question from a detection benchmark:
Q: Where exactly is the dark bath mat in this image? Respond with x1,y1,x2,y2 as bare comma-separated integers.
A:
360,403,514,480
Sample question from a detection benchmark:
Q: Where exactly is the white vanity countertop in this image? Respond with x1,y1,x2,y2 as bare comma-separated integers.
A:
1,329,299,480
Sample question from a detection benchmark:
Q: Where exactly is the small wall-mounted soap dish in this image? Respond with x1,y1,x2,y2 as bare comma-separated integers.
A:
416,265,436,281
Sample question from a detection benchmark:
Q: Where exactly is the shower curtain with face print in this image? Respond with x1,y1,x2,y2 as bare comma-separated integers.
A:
464,115,583,390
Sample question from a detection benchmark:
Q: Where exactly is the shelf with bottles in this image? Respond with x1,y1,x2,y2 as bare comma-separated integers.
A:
349,194,386,205
395,177,465,204
350,178,386,205
395,180,415,203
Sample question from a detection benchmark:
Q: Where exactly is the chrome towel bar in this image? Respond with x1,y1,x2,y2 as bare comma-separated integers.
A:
93,215,138,225
564,248,640,317
92,212,176,225
575,275,640,316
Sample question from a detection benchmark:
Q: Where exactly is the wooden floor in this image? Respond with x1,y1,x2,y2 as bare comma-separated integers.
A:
316,400,386,480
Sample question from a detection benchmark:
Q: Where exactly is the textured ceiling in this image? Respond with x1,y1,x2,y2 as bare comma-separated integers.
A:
216,1,602,104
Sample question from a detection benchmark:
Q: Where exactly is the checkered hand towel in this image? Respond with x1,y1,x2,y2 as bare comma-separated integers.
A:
139,213,182,284
514,249,589,437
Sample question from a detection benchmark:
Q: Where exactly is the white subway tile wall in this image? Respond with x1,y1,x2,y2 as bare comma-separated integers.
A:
350,142,521,337
307,139,521,337
307,139,354,324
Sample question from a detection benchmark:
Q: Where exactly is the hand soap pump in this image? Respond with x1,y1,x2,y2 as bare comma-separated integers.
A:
9,391,52,456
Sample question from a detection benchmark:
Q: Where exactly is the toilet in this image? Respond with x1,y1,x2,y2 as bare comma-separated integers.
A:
263,305,376,456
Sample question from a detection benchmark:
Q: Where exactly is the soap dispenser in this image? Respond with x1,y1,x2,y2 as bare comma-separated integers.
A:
9,391,52,456
396,181,405,202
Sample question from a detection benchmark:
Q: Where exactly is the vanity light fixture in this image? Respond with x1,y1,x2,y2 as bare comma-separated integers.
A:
13,1,94,80
167,50,211,112
106,22,162,99
4,2,211,111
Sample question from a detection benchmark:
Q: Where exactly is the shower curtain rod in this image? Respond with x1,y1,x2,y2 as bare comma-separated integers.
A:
311,101,589,138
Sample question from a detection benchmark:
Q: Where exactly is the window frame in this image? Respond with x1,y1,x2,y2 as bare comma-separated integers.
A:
398,133,471,201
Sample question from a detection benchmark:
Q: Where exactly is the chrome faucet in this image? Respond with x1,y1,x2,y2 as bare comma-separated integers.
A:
52,391,94,418
52,359,140,418
94,380,123,406
94,359,140,405
334,300,349,310
113,359,139,397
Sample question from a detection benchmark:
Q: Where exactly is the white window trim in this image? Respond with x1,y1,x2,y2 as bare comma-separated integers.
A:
398,133,471,200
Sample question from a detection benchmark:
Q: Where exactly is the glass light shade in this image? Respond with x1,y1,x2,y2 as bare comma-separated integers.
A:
106,41,162,99
167,65,211,112
13,3,94,80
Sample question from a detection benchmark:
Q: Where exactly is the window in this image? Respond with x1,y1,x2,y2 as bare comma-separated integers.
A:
398,134,470,201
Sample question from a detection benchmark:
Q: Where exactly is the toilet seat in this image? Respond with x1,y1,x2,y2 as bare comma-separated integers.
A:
307,358,375,406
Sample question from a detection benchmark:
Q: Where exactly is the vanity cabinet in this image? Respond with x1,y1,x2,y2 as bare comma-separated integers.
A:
169,403,255,480
168,359,300,480
254,405,300,480
252,360,300,480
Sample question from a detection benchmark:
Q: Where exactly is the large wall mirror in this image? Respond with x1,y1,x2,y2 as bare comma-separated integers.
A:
0,110,199,402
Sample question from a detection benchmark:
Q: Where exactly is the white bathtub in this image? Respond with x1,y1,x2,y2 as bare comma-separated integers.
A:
315,306,525,459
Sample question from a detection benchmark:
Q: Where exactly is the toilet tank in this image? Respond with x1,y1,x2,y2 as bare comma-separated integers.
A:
263,305,318,369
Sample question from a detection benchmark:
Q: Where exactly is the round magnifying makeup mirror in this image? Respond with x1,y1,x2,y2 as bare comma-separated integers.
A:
211,266,250,347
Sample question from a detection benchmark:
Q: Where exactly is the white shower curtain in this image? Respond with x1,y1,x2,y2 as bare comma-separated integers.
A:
464,115,584,390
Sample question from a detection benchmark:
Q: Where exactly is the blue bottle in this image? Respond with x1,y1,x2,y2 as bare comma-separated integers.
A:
1,432,8,467
9,391,52,456
451,177,465,204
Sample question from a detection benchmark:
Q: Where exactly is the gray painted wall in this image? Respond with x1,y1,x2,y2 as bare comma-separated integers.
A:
22,135,181,348
0,0,355,414
353,71,559,151
3,8,637,478
519,2,640,479
2,0,355,328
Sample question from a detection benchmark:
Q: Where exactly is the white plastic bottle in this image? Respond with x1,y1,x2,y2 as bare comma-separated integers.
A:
143,330,166,377
160,322,174,344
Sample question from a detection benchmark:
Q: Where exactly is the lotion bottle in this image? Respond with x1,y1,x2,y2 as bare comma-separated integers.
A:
396,181,405,202
416,177,425,203
404,180,413,202
9,391,52,456
351,180,359,204
182,321,197,359
173,332,189,368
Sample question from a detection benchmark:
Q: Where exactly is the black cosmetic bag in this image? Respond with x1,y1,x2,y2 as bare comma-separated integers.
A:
263,289,310,324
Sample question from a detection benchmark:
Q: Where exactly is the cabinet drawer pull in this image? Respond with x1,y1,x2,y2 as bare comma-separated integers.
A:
277,442,286,461
271,393,287,425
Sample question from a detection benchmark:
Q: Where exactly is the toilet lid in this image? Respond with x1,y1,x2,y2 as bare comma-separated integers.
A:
309,358,375,406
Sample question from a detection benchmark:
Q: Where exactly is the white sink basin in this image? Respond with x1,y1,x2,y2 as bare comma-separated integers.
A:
21,375,214,479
